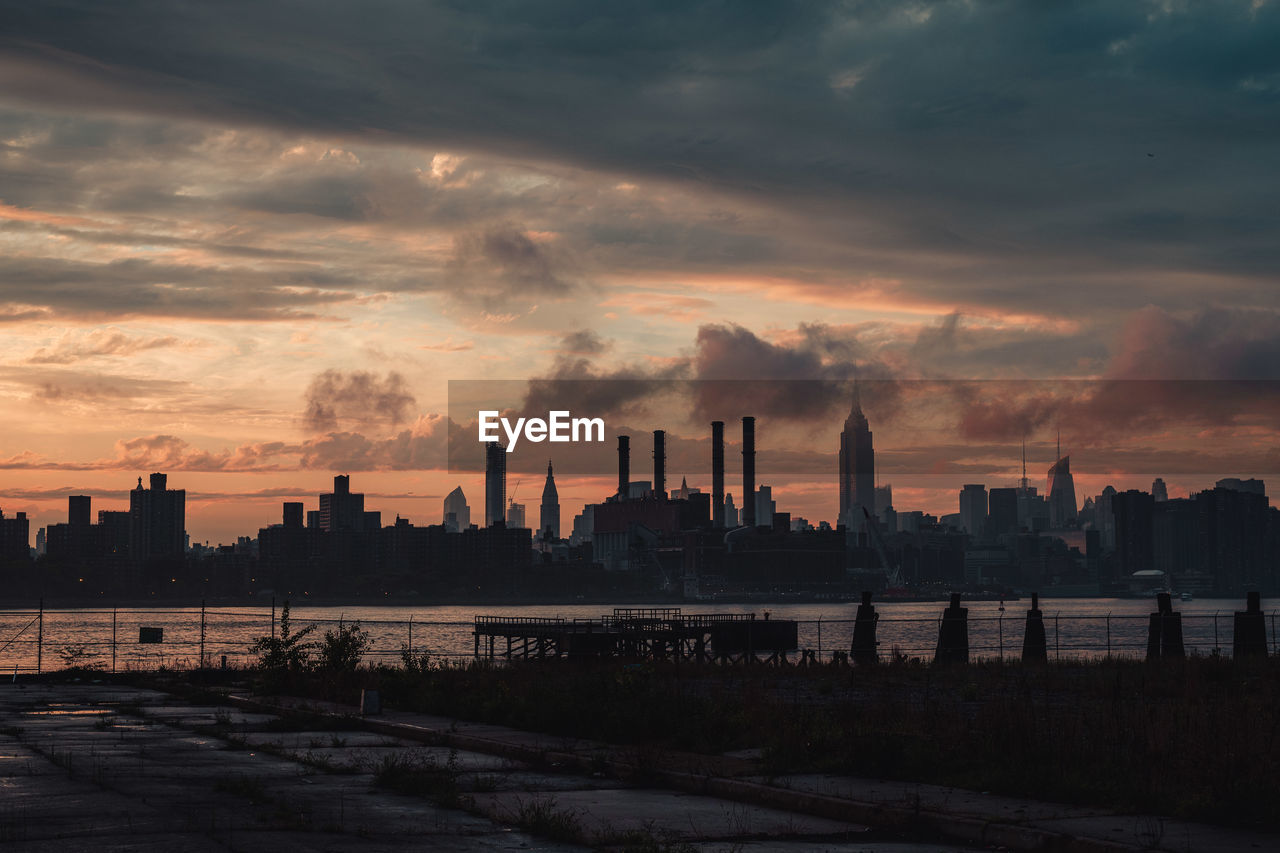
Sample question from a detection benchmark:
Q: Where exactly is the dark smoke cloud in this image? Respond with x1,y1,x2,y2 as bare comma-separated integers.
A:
558,328,610,356
303,369,417,431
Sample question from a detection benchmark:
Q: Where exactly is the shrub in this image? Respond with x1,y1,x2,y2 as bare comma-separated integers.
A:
249,602,315,672
315,621,370,673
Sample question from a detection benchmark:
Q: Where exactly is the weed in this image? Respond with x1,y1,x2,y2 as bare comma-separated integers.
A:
513,795,582,843
373,751,462,806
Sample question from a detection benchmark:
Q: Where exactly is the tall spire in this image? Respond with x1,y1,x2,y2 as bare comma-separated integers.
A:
1020,439,1027,491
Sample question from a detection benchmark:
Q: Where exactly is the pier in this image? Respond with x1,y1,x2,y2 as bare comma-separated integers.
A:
473,607,799,664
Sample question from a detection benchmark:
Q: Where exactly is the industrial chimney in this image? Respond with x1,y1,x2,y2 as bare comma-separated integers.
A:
652,430,666,498
617,435,630,499
711,421,725,527
742,416,756,527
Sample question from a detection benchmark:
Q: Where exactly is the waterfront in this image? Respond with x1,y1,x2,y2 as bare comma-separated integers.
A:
2,596,1274,673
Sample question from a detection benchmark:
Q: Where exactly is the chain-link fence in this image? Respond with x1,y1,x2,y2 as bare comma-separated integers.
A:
4,603,1277,674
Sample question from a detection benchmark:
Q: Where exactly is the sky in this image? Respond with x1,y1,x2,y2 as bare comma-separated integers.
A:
1,0,1278,544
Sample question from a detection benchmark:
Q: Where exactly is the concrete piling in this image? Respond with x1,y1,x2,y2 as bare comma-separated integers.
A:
1022,592,1048,663
851,590,879,666
1233,591,1268,659
1146,592,1185,660
934,592,969,665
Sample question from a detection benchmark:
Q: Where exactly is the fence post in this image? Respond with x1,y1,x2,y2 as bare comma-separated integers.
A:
200,599,207,669
1213,610,1219,656
817,617,822,657
998,612,1004,661
408,615,413,656
36,598,43,675
1106,612,1111,659
271,596,276,638
112,608,118,674
1054,612,1060,661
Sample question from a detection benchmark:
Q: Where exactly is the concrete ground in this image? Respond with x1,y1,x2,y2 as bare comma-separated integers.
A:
0,682,940,852
232,693,1280,853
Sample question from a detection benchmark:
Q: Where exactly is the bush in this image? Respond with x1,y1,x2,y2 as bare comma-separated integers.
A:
315,621,370,673
249,602,315,672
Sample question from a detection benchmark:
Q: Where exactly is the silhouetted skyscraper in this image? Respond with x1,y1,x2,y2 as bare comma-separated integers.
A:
319,474,365,531
1046,444,1077,527
724,492,739,527
988,487,1018,537
540,460,560,539
485,442,506,527
711,420,725,527
959,484,988,537
1151,478,1169,502
755,484,775,527
443,486,470,532
129,472,185,561
1112,489,1155,577
742,417,756,526
839,384,874,530
68,495,91,528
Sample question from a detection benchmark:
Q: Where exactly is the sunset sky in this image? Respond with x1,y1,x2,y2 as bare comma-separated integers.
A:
2,1,1278,544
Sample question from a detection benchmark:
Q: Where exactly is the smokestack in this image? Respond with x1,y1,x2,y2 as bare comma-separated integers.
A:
742,416,756,527
617,435,630,498
711,421,725,527
283,502,304,529
652,430,666,498
485,442,506,527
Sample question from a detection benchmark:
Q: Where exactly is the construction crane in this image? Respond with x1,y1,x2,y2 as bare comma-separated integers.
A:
862,506,903,588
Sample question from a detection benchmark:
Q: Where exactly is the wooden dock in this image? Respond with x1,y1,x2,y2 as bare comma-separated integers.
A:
473,607,799,664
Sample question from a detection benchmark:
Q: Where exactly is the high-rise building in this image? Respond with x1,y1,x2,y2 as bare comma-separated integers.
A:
319,474,365,531
443,486,470,532
874,484,893,516
838,384,874,530
724,492,739,528
129,472,185,561
506,500,526,529
539,461,560,539
0,508,30,563
755,484,775,528
959,484,988,537
1151,478,1169,502
1112,489,1155,577
68,495,91,528
485,442,506,527
1046,448,1077,527
988,487,1018,537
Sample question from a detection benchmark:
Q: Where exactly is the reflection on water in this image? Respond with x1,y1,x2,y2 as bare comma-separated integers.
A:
1,597,1275,673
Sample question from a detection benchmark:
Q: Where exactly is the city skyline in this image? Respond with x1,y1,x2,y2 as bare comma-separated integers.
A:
2,3,1279,544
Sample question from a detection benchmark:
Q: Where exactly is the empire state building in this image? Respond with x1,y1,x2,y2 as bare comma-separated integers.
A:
838,385,875,530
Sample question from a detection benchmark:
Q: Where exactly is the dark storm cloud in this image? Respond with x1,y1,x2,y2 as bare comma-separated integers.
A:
303,369,418,431
511,322,909,426
3,0,1278,297
558,329,611,356
447,224,575,306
